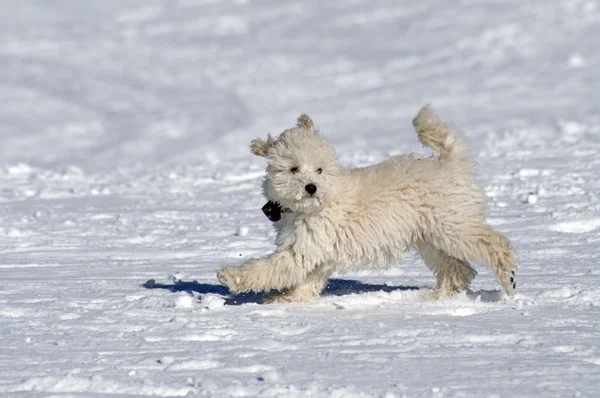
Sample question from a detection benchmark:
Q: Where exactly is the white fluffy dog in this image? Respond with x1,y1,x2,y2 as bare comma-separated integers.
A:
217,106,517,302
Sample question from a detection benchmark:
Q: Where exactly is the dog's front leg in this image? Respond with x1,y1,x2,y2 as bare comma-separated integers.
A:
217,249,310,294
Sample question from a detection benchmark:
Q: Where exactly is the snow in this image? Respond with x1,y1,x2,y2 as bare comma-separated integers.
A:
1,0,600,396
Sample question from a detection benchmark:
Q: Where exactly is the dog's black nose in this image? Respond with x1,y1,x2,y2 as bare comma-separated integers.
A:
305,184,317,195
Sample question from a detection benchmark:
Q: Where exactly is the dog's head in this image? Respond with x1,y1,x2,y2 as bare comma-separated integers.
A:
251,115,342,214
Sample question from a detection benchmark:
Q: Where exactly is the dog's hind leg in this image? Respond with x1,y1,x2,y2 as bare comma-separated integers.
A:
261,267,331,304
428,223,517,296
417,242,477,298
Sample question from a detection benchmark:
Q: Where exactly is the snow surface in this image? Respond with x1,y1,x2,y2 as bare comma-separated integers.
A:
1,0,600,397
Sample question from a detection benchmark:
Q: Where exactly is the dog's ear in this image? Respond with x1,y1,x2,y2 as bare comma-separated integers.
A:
297,114,315,132
250,134,276,157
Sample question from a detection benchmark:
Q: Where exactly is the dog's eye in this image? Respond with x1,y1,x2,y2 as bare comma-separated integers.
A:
290,167,299,174
316,168,323,174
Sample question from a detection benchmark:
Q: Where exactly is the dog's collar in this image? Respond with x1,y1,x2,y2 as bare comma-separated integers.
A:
262,201,290,222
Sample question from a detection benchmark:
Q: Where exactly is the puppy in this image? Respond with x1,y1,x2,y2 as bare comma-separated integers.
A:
217,106,517,302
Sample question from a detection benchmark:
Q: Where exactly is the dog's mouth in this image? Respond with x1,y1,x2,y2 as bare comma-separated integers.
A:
261,200,290,222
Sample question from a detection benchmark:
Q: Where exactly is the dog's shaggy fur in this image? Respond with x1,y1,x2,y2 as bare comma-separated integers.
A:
217,106,517,302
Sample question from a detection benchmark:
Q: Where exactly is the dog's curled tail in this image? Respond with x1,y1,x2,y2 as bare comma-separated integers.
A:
412,105,469,161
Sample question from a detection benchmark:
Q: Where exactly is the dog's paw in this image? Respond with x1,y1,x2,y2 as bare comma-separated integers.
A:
418,288,438,300
260,291,319,304
498,269,517,297
259,293,285,304
217,267,249,294
431,287,462,300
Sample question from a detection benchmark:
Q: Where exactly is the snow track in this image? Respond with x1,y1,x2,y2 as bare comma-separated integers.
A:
1,1,600,396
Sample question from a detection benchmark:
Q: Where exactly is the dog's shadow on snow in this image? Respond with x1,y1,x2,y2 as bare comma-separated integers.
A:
142,278,420,305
